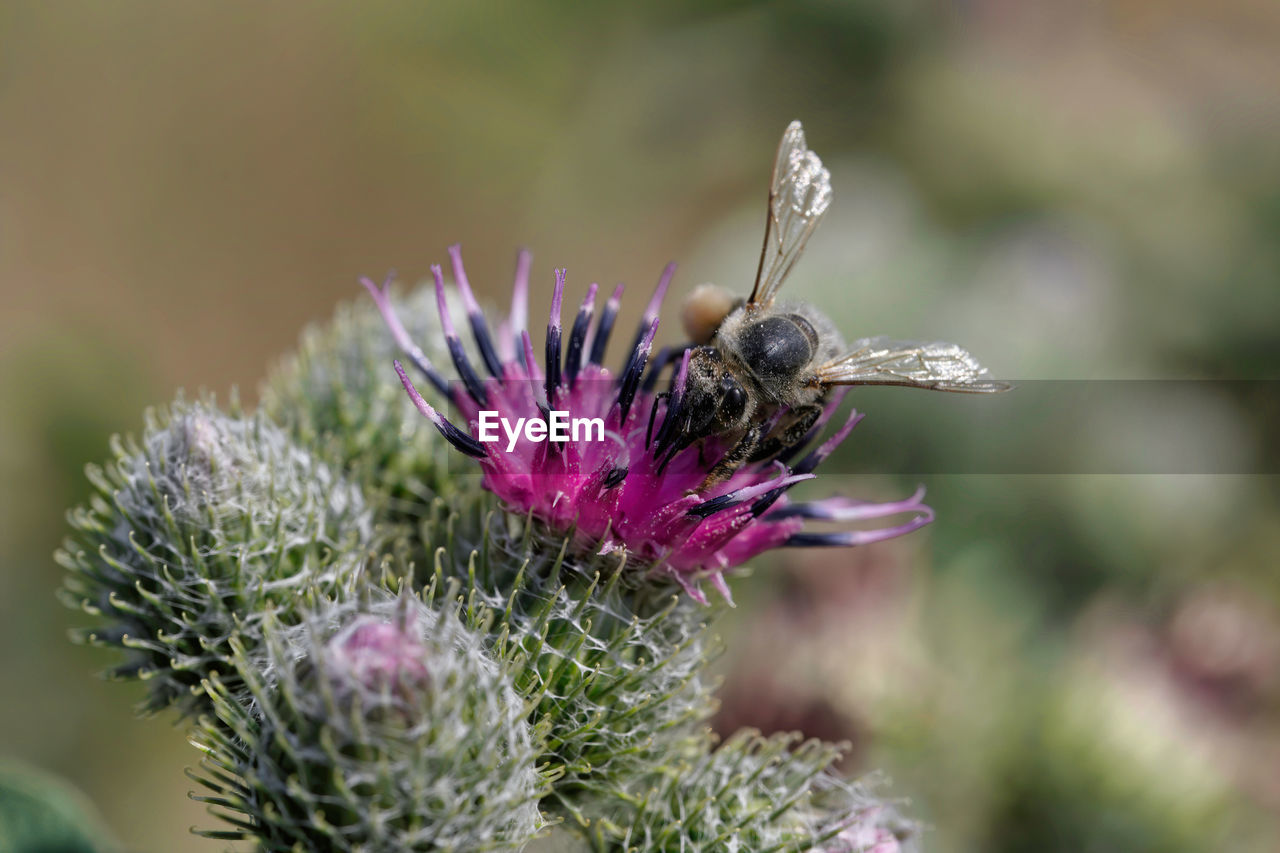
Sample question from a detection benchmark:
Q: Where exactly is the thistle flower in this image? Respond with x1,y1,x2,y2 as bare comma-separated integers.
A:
58,401,371,714
364,246,932,603
587,729,916,852
193,595,545,851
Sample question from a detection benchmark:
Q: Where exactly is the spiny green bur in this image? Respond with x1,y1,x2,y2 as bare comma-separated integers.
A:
59,285,916,851
59,401,372,715
190,594,545,851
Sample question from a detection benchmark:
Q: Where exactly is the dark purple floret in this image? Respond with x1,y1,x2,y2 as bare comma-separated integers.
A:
448,245,503,378
564,282,597,388
588,283,625,368
433,266,489,406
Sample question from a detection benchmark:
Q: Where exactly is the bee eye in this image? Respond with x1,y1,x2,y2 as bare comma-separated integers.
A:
721,378,747,419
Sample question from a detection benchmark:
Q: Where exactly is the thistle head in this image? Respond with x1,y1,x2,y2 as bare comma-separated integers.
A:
367,246,933,603
58,401,371,714
194,593,546,851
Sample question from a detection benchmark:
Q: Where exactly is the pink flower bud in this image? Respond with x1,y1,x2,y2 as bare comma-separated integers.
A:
326,616,431,696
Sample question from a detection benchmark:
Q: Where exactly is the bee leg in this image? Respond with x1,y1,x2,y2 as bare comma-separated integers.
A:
645,392,670,449
700,424,765,489
697,439,710,467
656,430,695,474
749,404,823,463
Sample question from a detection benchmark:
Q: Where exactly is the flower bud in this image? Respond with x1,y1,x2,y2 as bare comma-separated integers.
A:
325,614,431,699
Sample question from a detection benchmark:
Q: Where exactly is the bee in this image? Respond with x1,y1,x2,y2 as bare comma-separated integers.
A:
653,121,1009,481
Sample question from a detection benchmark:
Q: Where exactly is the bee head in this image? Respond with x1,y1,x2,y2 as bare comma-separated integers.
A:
671,347,750,443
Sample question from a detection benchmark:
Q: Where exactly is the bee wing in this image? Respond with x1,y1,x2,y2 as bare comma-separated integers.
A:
747,121,833,309
814,336,1011,393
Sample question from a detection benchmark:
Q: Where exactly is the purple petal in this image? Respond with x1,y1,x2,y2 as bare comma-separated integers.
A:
795,407,865,474
644,261,677,325
510,248,531,341
673,572,708,605
708,572,735,607
361,273,450,398
545,268,566,399
784,503,935,547
689,472,815,518
625,262,676,370
394,360,486,458
448,244,503,377
588,283,625,367
565,282,598,388
434,266,488,405
653,349,692,455
770,486,929,521
615,317,660,425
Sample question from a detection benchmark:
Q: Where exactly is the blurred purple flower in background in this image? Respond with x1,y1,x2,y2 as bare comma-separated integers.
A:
367,245,932,603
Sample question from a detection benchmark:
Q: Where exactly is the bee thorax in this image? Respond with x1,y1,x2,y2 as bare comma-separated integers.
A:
736,315,816,377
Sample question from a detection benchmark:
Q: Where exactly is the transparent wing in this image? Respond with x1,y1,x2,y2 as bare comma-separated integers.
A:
747,121,832,308
814,336,1011,393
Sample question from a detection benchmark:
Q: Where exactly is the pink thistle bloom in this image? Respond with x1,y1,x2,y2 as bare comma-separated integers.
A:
364,245,932,604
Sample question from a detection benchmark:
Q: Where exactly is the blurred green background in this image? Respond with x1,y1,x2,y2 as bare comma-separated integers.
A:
2,1,1278,850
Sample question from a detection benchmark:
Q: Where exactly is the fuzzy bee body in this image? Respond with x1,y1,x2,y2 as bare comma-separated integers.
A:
673,299,847,468
655,121,1008,480
715,302,845,402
